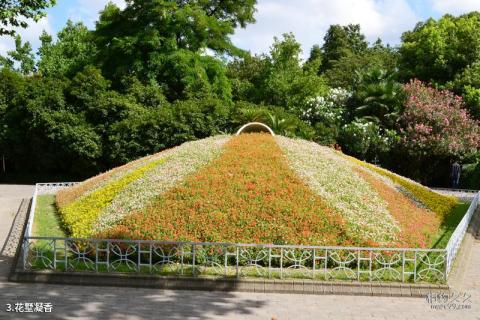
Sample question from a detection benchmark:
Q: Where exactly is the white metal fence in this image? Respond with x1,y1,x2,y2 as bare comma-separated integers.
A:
21,183,480,283
445,191,480,274
23,236,447,282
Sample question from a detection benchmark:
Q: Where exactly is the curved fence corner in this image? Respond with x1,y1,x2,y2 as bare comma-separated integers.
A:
22,182,77,270
445,192,480,275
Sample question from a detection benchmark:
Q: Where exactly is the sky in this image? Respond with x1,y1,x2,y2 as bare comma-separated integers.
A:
1,0,480,59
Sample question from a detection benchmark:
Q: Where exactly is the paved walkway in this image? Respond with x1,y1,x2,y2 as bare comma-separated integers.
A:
0,185,34,279
432,188,478,202
0,185,479,319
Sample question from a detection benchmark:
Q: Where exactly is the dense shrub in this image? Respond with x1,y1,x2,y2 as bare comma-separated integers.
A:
399,80,480,159
338,120,398,161
460,162,480,189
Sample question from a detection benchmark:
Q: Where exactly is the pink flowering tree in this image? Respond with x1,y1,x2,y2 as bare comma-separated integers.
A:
399,79,480,160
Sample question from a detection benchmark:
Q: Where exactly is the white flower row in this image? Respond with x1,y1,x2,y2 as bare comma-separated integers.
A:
92,135,230,233
276,136,400,245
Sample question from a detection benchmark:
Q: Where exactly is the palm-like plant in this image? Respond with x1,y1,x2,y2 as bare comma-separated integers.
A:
232,107,269,128
353,67,404,128
266,113,297,136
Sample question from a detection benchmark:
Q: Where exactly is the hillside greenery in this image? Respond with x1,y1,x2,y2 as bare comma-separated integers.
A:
1,1,480,187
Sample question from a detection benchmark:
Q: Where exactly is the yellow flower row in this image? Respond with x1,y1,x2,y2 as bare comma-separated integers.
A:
58,158,167,238
346,156,458,217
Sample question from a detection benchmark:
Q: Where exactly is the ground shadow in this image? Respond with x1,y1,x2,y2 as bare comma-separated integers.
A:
0,279,266,319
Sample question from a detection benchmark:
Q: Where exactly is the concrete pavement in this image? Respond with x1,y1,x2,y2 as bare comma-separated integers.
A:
0,185,34,279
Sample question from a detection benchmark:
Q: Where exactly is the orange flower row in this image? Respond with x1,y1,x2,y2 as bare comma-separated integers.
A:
100,133,358,246
354,168,440,248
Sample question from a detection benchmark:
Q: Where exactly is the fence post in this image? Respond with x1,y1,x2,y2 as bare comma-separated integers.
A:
192,244,196,276
444,250,448,282
22,238,28,270
235,246,239,278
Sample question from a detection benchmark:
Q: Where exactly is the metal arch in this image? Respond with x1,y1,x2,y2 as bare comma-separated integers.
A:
236,122,275,136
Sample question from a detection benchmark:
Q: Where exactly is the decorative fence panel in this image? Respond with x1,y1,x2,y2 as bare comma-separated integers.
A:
21,183,480,284
22,237,447,283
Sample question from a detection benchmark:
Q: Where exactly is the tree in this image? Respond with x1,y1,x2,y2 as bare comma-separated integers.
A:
153,49,232,102
227,54,270,103
321,24,368,72
305,44,322,74
0,0,56,36
447,62,480,119
37,21,97,77
6,35,35,75
324,40,398,89
264,33,328,113
0,68,25,175
227,33,328,113
94,0,256,92
399,12,480,85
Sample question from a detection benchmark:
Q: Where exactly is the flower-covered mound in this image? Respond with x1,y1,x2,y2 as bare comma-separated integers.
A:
57,133,460,248
100,134,352,245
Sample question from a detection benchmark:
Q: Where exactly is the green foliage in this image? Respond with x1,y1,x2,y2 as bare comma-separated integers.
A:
265,33,328,112
339,120,398,161
321,24,368,72
37,21,97,77
447,62,480,119
0,0,56,36
227,54,271,103
305,44,322,74
151,50,232,101
228,33,328,113
94,0,255,94
106,97,231,165
460,161,480,189
350,67,405,128
230,102,314,138
231,102,269,125
462,86,480,119
399,12,480,84
324,41,399,89
5,35,35,75
1,4,479,189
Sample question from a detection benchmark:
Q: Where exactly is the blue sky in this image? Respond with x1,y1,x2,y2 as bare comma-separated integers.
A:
1,0,480,59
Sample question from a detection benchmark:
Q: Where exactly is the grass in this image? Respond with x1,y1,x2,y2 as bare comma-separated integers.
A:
33,195,66,238
26,245,446,283
431,202,470,249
